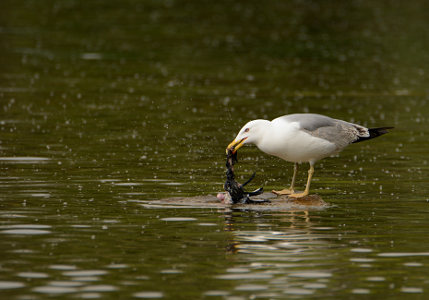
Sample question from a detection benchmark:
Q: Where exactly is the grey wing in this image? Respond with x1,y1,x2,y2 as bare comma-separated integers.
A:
281,114,370,149
281,113,338,131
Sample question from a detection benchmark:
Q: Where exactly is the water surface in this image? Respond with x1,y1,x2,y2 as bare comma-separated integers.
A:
1,0,429,299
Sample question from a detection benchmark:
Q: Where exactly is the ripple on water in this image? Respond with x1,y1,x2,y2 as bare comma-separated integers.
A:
160,182,184,186
49,281,85,287
1,229,51,235
106,264,128,269
160,269,183,274
288,271,332,278
63,270,108,277
11,249,35,254
237,244,277,251
284,288,314,295
350,258,375,263
79,293,101,299
378,252,429,257
0,213,27,218
203,290,230,296
160,217,197,222
49,264,77,270
0,281,25,289
81,285,117,292
350,248,373,253
351,289,370,294
71,277,100,282
81,53,103,60
312,227,335,230
0,157,51,163
403,262,423,267
133,291,164,298
124,192,147,196
303,283,327,289
29,193,51,198
0,224,51,235
102,219,120,224
276,242,300,249
198,223,217,226
366,276,385,282
17,272,49,279
33,286,77,294
216,273,273,280
401,287,423,293
0,224,51,229
235,284,268,291
99,179,121,183
114,182,143,186
226,268,250,273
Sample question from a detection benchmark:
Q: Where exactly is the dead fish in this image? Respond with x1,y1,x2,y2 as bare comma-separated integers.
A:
222,149,267,204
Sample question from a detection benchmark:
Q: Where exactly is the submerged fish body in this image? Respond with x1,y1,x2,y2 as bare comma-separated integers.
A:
223,149,266,204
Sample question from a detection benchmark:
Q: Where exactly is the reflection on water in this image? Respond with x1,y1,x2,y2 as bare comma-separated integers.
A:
0,199,429,298
218,212,336,298
216,210,429,298
0,157,51,163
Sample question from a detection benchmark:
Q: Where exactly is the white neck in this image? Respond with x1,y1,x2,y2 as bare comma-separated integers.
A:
252,120,271,148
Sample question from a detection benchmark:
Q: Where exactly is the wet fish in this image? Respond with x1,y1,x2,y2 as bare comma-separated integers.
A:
222,149,267,204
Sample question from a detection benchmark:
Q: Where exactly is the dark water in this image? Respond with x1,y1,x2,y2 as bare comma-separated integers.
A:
1,0,429,299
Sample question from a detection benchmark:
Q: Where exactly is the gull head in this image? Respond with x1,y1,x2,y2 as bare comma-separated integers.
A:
226,119,269,154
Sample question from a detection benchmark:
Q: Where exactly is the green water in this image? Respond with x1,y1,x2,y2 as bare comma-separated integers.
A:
1,0,429,299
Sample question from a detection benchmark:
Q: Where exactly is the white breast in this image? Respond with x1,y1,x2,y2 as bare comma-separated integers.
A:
255,119,337,163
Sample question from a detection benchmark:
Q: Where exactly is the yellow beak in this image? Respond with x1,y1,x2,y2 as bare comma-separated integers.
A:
226,137,247,154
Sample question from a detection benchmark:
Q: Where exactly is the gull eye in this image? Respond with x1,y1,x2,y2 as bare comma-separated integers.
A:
244,128,250,133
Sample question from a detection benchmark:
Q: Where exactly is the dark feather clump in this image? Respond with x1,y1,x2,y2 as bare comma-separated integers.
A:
224,149,266,204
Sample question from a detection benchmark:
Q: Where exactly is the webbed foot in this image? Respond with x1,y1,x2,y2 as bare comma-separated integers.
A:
288,191,309,198
272,188,295,196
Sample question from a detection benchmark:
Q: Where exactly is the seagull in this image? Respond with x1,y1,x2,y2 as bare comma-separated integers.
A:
226,113,393,198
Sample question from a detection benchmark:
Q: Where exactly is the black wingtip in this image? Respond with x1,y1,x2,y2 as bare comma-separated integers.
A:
353,126,394,143
370,126,394,136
